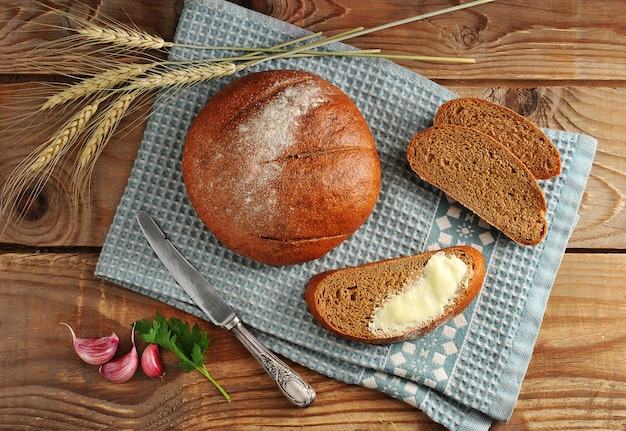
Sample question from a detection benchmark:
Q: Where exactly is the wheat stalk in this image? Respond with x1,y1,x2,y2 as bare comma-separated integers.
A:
41,63,153,110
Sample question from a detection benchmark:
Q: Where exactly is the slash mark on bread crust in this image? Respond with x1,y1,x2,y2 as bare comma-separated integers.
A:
258,233,348,243
265,147,366,163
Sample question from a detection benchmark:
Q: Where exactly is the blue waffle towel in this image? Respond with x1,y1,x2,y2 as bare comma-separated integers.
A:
96,1,596,429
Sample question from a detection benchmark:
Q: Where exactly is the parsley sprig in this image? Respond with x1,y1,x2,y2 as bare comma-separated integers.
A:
135,312,230,401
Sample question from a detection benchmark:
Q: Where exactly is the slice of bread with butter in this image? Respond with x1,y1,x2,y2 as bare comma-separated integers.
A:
304,246,485,344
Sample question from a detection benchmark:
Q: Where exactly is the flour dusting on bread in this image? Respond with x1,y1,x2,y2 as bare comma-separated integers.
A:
232,82,328,226
237,82,326,161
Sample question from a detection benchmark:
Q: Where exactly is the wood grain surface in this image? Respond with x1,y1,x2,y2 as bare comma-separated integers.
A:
0,252,624,430
1,0,625,429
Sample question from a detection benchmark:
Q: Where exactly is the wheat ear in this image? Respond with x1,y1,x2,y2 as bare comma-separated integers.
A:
75,22,173,50
41,63,153,110
72,91,139,196
78,92,138,170
122,62,240,92
30,99,101,171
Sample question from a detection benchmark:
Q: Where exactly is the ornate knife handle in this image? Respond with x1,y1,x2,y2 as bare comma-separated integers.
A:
230,321,316,407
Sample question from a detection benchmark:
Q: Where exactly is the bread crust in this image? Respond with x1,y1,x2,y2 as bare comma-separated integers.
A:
305,246,485,344
182,70,381,266
434,97,561,179
407,125,547,246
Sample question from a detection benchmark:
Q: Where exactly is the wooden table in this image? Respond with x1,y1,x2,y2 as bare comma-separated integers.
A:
1,0,624,429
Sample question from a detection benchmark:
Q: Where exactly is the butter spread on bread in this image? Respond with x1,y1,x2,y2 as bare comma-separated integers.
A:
369,252,467,336
434,97,561,179
305,246,484,344
407,125,547,246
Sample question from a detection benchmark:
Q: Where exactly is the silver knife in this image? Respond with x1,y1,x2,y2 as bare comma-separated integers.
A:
136,210,316,408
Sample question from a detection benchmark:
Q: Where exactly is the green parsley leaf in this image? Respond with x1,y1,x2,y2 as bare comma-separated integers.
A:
135,312,230,401
191,343,206,368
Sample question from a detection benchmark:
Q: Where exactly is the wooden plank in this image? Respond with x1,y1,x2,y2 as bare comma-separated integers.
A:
0,252,623,429
242,0,626,82
1,83,624,249
3,0,626,81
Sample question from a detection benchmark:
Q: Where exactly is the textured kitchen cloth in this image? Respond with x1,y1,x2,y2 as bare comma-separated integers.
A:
95,1,597,430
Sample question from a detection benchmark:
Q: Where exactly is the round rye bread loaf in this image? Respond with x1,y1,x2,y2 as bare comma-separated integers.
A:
182,70,381,266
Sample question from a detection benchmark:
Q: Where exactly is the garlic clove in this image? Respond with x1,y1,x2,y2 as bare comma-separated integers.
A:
61,322,119,366
141,343,166,378
99,326,138,383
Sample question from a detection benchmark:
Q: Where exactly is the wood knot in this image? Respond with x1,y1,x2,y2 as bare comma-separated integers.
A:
1,168,88,245
454,25,480,50
17,187,50,222
504,88,540,117
240,0,346,27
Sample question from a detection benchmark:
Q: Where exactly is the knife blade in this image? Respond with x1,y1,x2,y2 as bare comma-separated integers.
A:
136,210,316,407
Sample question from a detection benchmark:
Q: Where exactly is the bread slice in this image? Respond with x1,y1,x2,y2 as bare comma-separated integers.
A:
407,125,547,246
434,97,561,179
305,246,485,344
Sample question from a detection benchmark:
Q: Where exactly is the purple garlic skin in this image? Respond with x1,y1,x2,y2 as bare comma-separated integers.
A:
61,322,119,366
99,326,139,383
141,343,166,378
